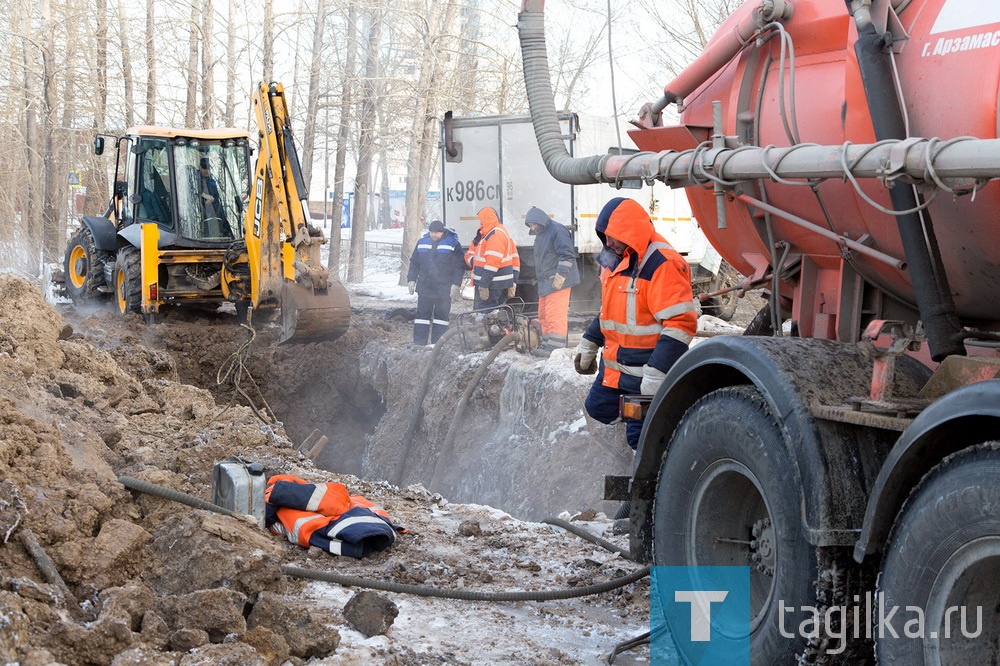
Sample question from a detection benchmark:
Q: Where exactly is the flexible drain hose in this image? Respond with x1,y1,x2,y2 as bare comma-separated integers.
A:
394,326,462,485
280,563,649,601
118,475,254,522
430,331,521,486
541,517,632,561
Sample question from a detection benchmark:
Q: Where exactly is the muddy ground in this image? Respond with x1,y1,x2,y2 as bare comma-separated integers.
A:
0,272,761,665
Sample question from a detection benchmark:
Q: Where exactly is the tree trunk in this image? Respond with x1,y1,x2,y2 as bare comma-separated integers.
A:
224,0,236,125
201,0,216,127
347,8,383,283
84,0,110,215
144,0,156,124
326,0,358,277
118,0,135,128
262,0,274,83
185,2,199,127
301,0,326,191
40,0,62,266
400,0,459,284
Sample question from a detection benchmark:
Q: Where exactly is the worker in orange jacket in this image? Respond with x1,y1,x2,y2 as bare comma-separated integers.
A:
573,197,697,451
465,207,520,310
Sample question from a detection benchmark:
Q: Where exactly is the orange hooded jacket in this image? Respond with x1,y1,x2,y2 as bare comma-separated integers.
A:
583,198,697,391
465,207,520,290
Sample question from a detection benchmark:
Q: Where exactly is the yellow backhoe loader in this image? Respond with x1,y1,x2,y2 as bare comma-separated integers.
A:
62,81,349,344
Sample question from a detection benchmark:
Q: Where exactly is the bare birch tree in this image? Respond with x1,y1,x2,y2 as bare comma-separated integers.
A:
326,0,358,277
185,2,199,126
301,0,327,190
346,7,384,283
144,0,156,124
201,0,217,127
117,0,135,128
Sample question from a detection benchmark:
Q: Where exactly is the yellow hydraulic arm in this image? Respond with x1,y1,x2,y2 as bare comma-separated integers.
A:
244,81,350,343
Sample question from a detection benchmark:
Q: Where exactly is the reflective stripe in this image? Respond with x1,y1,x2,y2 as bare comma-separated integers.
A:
483,265,499,272
604,358,644,377
414,318,430,325
432,318,449,326
305,485,326,512
484,250,503,258
663,328,694,345
625,241,673,327
557,260,574,268
328,515,392,538
654,301,698,320
290,514,315,545
600,318,664,336
326,541,343,555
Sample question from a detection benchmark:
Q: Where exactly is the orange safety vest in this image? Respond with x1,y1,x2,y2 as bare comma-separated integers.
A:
466,207,520,289
596,200,697,390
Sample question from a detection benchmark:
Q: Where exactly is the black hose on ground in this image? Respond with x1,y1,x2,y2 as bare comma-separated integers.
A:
430,331,521,486
118,475,255,523
280,563,649,602
393,326,462,485
541,517,632,561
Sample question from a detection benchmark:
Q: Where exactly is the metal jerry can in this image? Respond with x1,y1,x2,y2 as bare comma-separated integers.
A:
211,458,266,527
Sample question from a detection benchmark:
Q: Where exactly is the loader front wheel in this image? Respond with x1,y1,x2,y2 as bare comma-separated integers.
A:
64,227,111,301
653,385,816,664
113,247,142,315
877,444,1000,665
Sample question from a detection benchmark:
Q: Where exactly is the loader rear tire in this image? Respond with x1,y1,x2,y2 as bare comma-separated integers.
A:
877,444,1000,665
64,227,111,301
653,385,816,664
113,247,142,315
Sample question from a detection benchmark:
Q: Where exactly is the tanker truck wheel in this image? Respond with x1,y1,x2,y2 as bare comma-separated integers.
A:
64,227,111,301
113,247,142,315
653,385,815,664
877,444,1000,665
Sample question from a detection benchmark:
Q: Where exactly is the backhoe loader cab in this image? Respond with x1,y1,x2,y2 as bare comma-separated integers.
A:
114,128,251,245
63,82,350,344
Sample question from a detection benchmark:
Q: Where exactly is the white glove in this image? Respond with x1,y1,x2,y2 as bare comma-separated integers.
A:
451,285,461,300
551,273,566,291
573,338,599,375
408,281,416,295
640,365,667,396
478,286,490,301
506,285,517,298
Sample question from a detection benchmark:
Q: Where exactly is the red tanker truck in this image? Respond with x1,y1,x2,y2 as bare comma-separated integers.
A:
520,0,1000,662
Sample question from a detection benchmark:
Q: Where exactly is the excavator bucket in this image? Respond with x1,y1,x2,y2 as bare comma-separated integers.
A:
278,280,351,344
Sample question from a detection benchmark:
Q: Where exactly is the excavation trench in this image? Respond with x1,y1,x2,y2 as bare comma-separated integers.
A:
133,307,633,522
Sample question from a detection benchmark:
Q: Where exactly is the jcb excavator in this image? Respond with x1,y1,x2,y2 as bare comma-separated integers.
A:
62,81,349,344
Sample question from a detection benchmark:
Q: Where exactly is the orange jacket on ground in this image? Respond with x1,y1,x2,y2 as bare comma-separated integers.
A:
264,474,402,558
465,207,520,290
582,198,697,391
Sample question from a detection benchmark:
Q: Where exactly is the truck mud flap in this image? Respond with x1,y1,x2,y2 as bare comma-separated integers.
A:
278,280,351,344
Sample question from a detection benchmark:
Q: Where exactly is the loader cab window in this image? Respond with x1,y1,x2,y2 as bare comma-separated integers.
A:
135,138,173,227
174,140,249,242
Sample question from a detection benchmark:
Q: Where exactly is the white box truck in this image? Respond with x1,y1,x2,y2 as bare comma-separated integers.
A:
440,111,738,318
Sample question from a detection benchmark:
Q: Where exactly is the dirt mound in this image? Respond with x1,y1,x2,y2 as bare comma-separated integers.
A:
0,277,650,664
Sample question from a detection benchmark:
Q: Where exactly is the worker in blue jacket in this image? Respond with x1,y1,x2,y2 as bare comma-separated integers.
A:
407,220,466,344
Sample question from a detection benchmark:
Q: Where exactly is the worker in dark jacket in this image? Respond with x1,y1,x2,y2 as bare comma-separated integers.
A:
574,197,697,451
407,220,466,344
525,206,580,356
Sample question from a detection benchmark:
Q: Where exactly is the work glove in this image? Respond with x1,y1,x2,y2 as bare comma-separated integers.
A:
506,285,517,299
573,338,599,375
451,284,461,300
407,281,416,295
640,365,667,396
551,273,566,291
478,286,490,301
